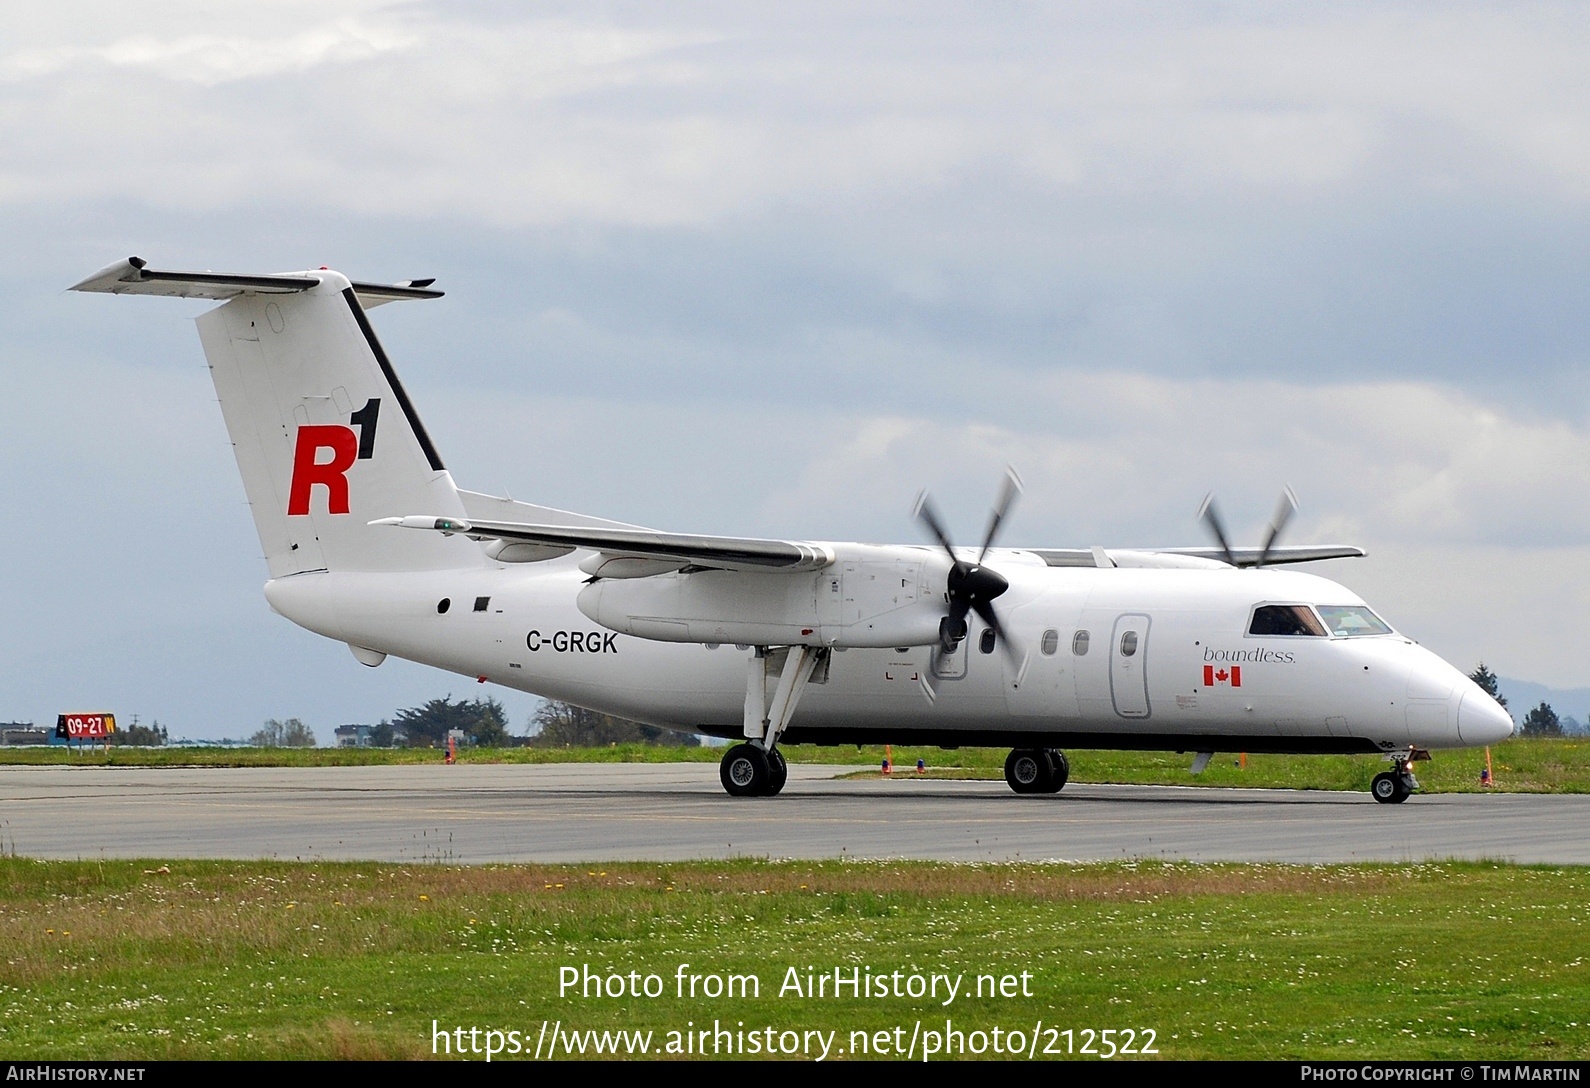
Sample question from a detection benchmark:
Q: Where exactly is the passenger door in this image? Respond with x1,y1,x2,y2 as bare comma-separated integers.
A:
1109,613,1152,719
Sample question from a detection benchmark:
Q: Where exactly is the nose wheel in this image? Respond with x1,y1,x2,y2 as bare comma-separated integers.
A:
1004,748,1069,794
1371,767,1416,804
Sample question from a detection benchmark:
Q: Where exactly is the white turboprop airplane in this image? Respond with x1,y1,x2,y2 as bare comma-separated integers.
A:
72,258,1515,803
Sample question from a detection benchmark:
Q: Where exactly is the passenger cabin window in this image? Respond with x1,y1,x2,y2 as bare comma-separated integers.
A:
979,628,997,654
1072,630,1090,656
1119,630,1138,656
1248,604,1327,637
1040,629,1059,656
1315,605,1394,637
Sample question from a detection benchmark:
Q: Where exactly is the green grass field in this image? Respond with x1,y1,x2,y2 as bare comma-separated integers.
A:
0,858,1583,1060
5,737,1585,793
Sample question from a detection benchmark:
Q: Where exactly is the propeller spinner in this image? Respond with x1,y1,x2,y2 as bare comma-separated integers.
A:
914,467,1024,661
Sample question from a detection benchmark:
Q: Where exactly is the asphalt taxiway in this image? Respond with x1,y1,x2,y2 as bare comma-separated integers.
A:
2,763,1584,864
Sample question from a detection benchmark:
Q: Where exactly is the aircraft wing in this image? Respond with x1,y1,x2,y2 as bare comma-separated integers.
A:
69,256,442,308
1028,545,1365,569
1152,545,1365,566
373,516,835,573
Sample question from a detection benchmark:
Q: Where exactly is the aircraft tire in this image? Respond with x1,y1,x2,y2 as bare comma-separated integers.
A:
1371,772,1408,804
721,744,770,797
766,749,788,796
1005,749,1047,794
1043,749,1070,793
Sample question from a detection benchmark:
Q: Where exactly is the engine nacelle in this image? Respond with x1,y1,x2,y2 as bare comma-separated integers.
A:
576,543,949,648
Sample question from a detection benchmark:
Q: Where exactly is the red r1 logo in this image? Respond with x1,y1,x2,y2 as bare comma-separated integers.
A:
287,425,358,515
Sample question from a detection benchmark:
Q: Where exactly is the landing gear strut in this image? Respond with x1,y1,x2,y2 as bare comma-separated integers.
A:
1004,748,1068,794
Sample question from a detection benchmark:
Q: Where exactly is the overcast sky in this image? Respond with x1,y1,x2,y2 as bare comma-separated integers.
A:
4,2,1590,739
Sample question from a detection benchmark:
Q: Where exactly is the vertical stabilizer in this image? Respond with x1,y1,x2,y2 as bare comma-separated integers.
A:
195,276,483,575
71,259,484,575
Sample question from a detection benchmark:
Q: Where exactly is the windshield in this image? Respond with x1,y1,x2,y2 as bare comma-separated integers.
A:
1315,605,1394,637
1248,604,1327,637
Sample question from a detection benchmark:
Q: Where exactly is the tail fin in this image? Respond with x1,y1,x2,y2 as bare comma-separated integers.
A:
73,258,485,575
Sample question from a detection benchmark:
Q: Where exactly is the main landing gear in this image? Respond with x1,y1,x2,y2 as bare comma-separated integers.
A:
1371,750,1426,804
719,644,826,798
1004,748,1069,795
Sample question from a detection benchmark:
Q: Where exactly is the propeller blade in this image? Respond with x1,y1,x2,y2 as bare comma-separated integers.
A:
1197,492,1237,567
1255,486,1298,568
971,598,1023,668
978,466,1024,563
913,490,960,565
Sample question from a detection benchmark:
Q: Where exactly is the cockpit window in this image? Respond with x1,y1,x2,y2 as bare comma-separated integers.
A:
1315,605,1394,637
1248,604,1327,637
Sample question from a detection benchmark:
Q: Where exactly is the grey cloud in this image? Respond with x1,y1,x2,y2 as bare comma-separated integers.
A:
5,3,1590,732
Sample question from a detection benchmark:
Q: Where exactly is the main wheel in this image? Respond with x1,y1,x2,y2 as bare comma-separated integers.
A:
1043,749,1070,793
1371,772,1408,804
765,748,788,796
720,744,770,797
1005,749,1048,794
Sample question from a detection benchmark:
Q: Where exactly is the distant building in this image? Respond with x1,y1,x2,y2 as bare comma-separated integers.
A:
335,724,376,748
0,723,48,746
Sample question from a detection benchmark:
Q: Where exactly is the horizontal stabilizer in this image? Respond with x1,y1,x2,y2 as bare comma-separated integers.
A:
69,256,442,308
374,516,835,573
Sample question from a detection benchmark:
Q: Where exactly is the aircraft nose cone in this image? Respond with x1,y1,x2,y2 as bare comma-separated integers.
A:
1458,690,1515,745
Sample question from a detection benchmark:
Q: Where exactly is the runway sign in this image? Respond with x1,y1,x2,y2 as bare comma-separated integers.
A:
56,713,116,740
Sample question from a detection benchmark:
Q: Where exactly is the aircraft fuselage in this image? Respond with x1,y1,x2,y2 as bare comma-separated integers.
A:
264,552,1512,754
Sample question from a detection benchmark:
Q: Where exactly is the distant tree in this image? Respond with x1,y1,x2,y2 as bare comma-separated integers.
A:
528,700,699,747
1561,714,1585,737
1469,664,1508,710
393,696,511,748
1520,702,1562,737
112,716,168,747
250,718,317,747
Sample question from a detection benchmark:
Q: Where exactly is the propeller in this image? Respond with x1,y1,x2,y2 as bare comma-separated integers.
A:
1197,486,1298,568
914,467,1025,669
1195,492,1236,567
1256,486,1298,568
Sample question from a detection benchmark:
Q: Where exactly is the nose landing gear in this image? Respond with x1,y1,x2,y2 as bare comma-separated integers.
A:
1371,750,1426,804
1004,748,1069,794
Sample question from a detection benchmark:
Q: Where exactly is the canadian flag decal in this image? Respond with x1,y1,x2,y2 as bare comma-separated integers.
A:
1203,665,1241,687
